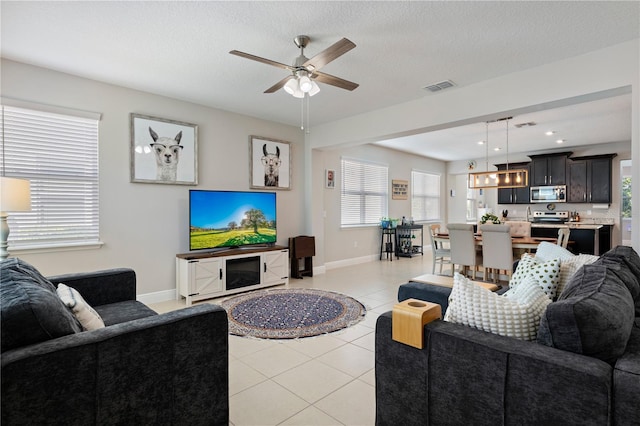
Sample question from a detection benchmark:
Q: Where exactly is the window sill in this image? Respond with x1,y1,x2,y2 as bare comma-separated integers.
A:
9,241,104,256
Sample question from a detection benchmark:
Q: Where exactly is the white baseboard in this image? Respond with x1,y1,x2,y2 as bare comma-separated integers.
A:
325,254,378,270
137,289,176,304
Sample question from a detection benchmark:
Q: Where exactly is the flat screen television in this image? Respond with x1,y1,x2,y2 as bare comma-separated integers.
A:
189,190,277,251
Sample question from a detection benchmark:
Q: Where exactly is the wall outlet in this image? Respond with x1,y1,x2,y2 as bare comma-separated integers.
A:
587,210,592,215
353,241,358,248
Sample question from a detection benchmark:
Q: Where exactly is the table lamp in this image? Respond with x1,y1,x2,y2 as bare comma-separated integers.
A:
1,177,31,260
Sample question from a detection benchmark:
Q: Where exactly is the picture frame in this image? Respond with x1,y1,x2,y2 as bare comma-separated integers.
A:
392,179,409,200
130,113,198,185
249,135,291,190
325,169,336,189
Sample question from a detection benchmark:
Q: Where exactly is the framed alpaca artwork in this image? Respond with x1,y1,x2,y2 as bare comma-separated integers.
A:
130,113,198,185
249,135,291,190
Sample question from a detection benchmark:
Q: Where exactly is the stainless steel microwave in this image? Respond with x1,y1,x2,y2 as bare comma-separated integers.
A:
530,185,566,203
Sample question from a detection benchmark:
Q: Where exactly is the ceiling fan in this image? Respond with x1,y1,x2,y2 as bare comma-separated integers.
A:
229,35,359,97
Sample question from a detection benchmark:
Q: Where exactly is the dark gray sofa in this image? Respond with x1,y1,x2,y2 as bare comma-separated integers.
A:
1,258,229,425
376,246,640,425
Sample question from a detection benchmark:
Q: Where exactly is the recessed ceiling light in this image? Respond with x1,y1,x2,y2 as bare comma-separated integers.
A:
477,141,485,145
494,147,501,151
556,139,565,144
545,131,555,136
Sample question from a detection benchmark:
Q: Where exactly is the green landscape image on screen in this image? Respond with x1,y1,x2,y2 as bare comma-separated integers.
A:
190,207,276,249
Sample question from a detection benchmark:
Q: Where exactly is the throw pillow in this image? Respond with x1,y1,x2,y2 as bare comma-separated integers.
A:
444,273,551,341
0,258,82,352
56,283,105,331
556,254,599,297
510,254,561,299
537,264,635,364
534,241,574,263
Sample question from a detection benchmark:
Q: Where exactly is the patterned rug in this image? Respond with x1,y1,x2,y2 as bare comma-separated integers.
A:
220,288,366,339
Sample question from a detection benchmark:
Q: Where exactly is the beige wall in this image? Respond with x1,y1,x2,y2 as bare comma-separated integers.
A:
315,144,446,266
1,59,305,298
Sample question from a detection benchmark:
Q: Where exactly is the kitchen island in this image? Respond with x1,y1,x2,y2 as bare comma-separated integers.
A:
530,222,612,255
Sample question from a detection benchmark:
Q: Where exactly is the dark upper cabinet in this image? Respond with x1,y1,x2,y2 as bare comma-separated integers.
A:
495,162,530,204
568,155,615,203
529,153,571,186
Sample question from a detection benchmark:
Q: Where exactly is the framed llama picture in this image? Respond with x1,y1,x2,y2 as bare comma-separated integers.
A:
249,135,291,190
130,113,198,185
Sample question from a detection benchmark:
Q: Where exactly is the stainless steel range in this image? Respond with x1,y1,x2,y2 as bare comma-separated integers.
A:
532,211,569,223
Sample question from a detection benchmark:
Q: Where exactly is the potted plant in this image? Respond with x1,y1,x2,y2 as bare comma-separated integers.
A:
480,213,501,224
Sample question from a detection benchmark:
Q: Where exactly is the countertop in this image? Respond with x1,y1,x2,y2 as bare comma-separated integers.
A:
531,223,605,230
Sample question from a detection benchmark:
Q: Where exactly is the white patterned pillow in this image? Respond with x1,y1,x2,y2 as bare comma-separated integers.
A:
56,283,105,331
510,254,561,299
444,273,551,341
534,241,574,262
556,253,600,297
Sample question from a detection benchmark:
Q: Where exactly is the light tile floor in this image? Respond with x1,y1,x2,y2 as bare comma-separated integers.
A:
150,253,437,426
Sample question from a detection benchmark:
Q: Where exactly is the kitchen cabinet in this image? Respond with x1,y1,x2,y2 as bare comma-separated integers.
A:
568,154,615,203
495,162,530,204
529,153,571,186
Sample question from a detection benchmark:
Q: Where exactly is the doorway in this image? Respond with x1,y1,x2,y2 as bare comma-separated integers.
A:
620,159,632,246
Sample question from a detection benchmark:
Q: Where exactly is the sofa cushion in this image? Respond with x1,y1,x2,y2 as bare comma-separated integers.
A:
56,283,105,331
94,300,157,326
509,254,561,299
444,273,551,341
537,264,635,364
0,258,82,352
599,245,640,315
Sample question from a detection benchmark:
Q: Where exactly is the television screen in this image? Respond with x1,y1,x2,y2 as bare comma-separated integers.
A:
189,190,277,251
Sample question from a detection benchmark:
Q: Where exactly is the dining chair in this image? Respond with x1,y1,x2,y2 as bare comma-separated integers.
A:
429,224,451,275
480,224,514,283
557,227,571,248
447,223,482,279
508,220,532,257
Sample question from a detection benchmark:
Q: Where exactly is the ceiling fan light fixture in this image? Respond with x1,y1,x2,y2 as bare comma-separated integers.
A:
298,75,312,92
308,81,320,96
284,78,299,95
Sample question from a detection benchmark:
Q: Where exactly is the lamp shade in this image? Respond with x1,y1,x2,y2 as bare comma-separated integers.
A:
308,81,321,96
1,177,31,212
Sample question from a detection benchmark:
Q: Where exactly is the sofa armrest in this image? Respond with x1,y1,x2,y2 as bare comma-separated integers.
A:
47,268,136,306
376,312,613,426
1,304,229,425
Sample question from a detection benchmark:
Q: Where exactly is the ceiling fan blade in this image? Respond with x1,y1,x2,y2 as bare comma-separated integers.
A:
303,38,356,71
313,71,359,91
264,76,293,93
229,50,293,71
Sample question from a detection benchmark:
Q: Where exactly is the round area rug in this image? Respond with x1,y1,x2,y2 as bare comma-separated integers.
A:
220,288,366,339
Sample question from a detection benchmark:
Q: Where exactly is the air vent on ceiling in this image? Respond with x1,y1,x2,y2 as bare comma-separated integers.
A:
514,121,537,128
423,80,456,93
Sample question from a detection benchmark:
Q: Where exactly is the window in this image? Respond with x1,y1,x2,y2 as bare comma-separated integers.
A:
341,158,388,226
411,170,440,221
1,104,100,250
466,188,477,221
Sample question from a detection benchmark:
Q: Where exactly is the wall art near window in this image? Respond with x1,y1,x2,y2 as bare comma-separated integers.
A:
130,113,198,185
250,136,291,190
325,169,336,188
392,179,409,200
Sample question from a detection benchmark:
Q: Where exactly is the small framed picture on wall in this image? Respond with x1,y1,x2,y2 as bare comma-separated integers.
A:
325,169,336,188
250,135,291,190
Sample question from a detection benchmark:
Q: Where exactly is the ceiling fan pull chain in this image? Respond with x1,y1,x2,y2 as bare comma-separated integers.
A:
300,96,304,130
306,94,310,134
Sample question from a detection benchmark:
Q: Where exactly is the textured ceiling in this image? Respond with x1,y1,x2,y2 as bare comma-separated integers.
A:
1,1,638,160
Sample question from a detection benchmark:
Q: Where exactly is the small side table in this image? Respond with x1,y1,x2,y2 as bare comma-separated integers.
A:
380,227,396,261
392,299,442,349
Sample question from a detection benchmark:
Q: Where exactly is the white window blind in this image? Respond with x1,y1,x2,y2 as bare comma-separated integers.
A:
1,105,100,250
411,170,440,221
341,158,388,226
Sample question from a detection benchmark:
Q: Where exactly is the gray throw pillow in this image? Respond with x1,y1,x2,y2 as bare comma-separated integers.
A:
1,258,82,352
537,264,635,364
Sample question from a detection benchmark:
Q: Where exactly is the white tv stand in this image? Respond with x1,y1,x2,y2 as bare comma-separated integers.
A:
176,245,289,306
